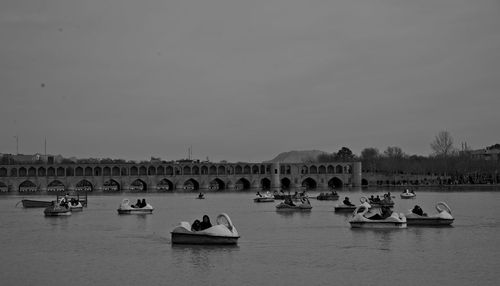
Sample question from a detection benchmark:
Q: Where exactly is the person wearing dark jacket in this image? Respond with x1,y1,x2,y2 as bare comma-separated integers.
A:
200,215,212,230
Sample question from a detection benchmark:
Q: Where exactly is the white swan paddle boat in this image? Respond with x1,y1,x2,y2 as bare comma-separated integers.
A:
405,202,454,226
349,202,406,229
44,203,71,216
400,189,416,199
171,213,240,245
117,198,154,214
254,191,275,202
276,196,312,211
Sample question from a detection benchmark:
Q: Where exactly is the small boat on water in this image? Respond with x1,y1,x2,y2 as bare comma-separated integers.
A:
117,198,153,214
334,204,357,213
406,202,454,226
44,203,71,216
316,191,339,201
171,213,240,245
197,193,205,199
20,199,54,208
400,189,416,199
276,196,312,211
254,191,275,202
349,202,406,229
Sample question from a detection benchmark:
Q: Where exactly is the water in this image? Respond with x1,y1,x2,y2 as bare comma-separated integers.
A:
1,188,499,286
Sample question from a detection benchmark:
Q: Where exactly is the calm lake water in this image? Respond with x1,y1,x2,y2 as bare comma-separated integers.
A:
1,188,499,286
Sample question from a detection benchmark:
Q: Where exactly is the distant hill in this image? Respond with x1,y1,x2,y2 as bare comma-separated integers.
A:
265,150,328,163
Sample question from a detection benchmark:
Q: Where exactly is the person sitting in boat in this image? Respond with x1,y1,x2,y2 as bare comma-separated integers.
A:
198,193,204,199
59,196,69,208
412,205,426,216
138,199,146,208
343,197,354,206
131,199,141,208
191,219,201,231
284,196,295,206
370,195,375,202
200,215,212,230
70,198,78,206
256,191,262,197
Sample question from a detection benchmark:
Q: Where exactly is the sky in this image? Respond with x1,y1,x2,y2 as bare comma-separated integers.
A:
1,0,499,162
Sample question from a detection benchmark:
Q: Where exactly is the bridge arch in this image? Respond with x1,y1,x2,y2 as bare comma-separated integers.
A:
235,165,242,175
75,167,83,176
28,167,36,177
131,179,147,191
302,177,317,190
261,178,271,190
327,165,334,174
38,167,46,177
235,178,250,190
103,166,111,176
218,166,225,175
252,165,259,174
0,167,7,177
84,167,92,176
243,165,251,174
335,165,343,174
112,166,120,176
66,167,74,177
130,166,138,176
209,166,217,175
139,166,147,176
318,165,326,174
183,178,199,190
19,167,27,177
157,166,164,175
157,178,173,191
209,178,225,190
48,180,65,192
328,177,343,188
281,177,291,190
362,178,369,186
10,168,17,177
192,166,199,175
103,179,120,191
19,180,37,192
94,167,102,176
183,166,192,175
76,179,93,192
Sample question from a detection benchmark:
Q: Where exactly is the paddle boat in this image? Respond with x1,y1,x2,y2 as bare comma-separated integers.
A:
20,199,53,208
400,189,416,199
349,202,406,229
171,213,240,245
117,198,154,214
276,196,312,211
44,203,71,216
316,190,339,201
254,191,275,202
197,193,205,199
405,202,454,226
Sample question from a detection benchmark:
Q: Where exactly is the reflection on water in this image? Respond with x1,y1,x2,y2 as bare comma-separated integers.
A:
1,189,500,286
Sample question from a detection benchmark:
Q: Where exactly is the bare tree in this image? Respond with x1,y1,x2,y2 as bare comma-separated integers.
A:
430,130,455,157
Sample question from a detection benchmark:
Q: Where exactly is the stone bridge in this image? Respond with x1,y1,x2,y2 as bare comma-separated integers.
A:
0,161,361,193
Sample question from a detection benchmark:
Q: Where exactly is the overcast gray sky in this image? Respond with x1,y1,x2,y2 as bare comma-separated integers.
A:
1,0,499,162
